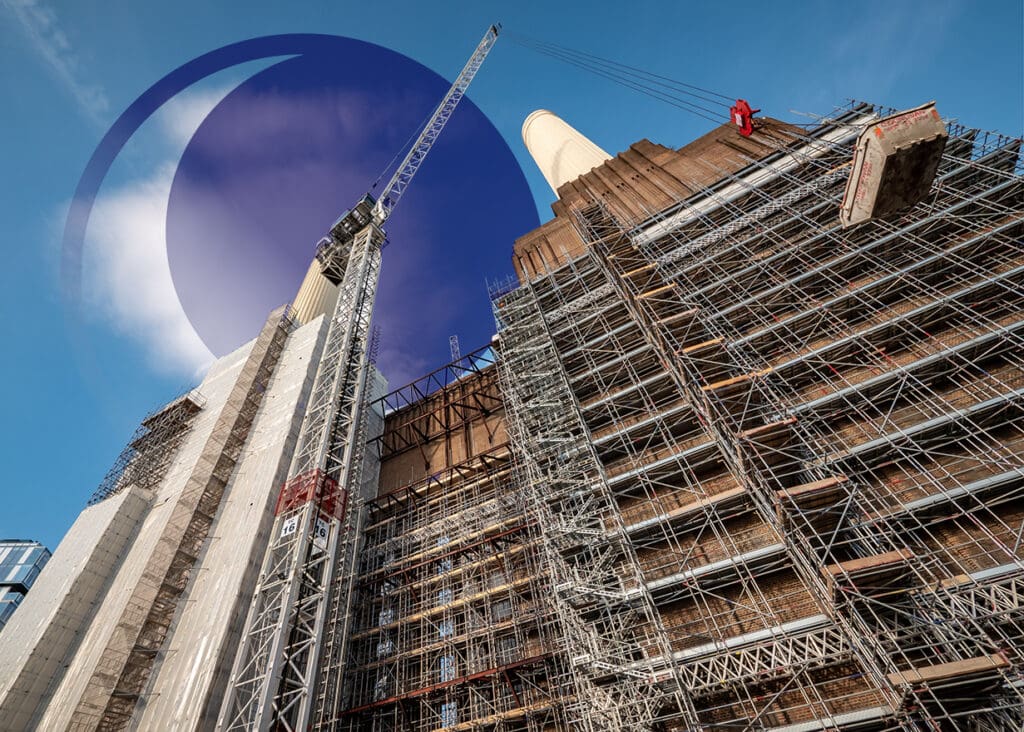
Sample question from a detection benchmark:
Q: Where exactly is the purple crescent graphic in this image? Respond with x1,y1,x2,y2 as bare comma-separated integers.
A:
63,34,539,384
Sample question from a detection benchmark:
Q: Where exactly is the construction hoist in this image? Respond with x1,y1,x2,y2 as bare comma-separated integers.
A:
218,24,500,732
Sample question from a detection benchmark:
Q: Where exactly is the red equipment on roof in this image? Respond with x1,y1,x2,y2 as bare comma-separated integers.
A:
731,99,759,137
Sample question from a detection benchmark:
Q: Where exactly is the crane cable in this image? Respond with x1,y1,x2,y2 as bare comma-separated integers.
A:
508,35,724,125
374,30,745,196
505,31,736,127
506,31,735,106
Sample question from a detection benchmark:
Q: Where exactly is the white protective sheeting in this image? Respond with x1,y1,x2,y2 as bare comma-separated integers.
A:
0,486,150,730
36,339,257,730
136,315,329,730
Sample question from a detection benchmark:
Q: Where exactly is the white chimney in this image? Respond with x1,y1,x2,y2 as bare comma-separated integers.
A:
522,109,612,195
291,259,340,325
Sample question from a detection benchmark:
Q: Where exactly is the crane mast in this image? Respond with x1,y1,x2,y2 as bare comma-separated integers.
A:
218,25,499,732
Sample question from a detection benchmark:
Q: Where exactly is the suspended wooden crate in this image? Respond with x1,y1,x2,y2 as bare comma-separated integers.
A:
840,102,948,227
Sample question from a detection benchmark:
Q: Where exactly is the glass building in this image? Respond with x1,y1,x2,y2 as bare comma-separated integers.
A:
0,540,51,629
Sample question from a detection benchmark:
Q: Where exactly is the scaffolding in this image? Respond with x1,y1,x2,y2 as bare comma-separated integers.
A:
222,225,383,732
88,390,206,505
221,29,501,729
490,102,1024,730
335,349,566,731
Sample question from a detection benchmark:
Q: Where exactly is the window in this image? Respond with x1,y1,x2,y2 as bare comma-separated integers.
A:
492,598,512,621
376,638,394,658
497,635,519,663
439,654,455,682
437,536,452,574
373,675,390,701
440,702,458,727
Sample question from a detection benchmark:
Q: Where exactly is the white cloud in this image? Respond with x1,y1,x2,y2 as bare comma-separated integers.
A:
159,86,234,148
2,0,110,125
84,163,215,378
82,87,237,379
4,5,266,379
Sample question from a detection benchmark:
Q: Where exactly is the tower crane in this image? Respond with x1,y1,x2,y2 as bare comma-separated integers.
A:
218,25,500,732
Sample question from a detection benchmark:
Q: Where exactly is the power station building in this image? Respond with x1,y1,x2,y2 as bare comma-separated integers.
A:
0,99,1022,732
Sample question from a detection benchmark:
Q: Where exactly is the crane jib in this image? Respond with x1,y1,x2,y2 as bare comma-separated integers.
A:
314,24,499,286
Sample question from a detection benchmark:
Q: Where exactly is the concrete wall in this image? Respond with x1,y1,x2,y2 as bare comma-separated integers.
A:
0,486,150,730
292,260,340,326
521,109,612,194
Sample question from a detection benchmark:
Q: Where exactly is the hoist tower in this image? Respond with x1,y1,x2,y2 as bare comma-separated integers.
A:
218,25,500,732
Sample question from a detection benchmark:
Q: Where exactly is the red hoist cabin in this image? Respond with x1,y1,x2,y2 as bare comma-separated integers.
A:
731,99,759,137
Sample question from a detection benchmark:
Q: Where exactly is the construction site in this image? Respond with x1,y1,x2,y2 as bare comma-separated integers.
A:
0,24,1022,732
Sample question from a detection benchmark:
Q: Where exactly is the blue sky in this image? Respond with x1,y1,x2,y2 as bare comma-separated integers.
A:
1,0,1021,550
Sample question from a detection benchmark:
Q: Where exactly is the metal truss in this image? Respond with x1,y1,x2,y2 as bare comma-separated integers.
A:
219,225,382,732
220,25,500,730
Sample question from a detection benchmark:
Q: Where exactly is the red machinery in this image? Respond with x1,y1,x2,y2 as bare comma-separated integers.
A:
731,98,760,136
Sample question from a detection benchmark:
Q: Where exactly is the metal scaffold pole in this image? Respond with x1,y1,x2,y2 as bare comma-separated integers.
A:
488,100,1023,729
